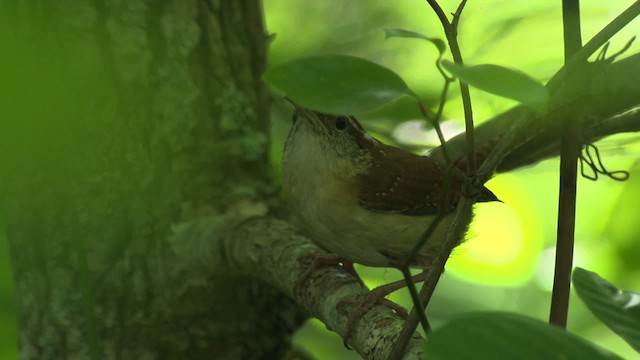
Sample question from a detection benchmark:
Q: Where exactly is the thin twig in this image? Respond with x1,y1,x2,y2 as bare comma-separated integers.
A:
423,0,474,304
419,101,450,163
391,1,471,358
451,0,467,30
396,168,455,337
425,0,451,29
431,0,475,173
418,33,454,163
549,0,582,329
386,277,435,360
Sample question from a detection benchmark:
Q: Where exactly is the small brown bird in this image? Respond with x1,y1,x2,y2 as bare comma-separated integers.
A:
282,106,498,336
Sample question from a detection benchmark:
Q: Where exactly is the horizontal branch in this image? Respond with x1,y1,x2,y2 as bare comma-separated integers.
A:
587,105,640,139
430,53,640,171
171,215,424,360
499,104,640,172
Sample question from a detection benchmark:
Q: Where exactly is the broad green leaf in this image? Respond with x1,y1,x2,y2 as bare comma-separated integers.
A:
441,60,549,113
573,267,640,352
424,312,621,360
263,55,415,114
383,28,446,54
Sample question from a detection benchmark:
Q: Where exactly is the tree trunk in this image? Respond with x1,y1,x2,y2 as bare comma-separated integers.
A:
1,1,306,359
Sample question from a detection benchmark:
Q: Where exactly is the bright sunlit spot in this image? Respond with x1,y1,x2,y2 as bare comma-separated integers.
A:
465,202,523,263
392,119,464,148
447,174,543,286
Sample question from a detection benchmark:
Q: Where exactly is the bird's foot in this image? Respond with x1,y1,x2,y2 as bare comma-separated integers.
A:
337,270,431,347
294,253,365,292
338,282,410,348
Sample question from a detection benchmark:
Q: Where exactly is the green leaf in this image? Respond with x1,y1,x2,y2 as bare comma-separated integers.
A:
424,312,621,360
263,55,415,114
573,267,640,352
383,28,446,54
441,60,549,113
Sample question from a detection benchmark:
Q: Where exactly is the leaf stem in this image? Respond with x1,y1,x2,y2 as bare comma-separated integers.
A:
427,0,475,173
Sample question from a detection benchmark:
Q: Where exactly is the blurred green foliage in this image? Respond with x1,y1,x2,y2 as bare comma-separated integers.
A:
0,13,102,358
573,268,640,352
264,0,640,358
0,222,18,360
424,311,621,359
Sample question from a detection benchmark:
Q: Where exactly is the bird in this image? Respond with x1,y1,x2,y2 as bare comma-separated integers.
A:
282,105,499,339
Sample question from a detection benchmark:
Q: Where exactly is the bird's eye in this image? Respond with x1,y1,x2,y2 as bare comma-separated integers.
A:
335,116,349,131
291,112,298,123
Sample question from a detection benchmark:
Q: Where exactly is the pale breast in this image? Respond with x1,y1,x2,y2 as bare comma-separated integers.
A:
282,126,449,268
284,166,450,268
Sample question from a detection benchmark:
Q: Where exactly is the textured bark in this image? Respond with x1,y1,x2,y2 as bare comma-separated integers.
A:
1,1,306,359
224,217,424,360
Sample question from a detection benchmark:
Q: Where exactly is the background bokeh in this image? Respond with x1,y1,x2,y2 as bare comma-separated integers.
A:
0,1,638,359
265,0,640,359
0,219,17,359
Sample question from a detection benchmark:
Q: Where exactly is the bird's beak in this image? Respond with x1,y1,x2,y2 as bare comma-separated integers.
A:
284,97,328,133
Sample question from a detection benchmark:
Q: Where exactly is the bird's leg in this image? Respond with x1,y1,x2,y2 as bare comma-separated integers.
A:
338,270,429,344
295,253,365,290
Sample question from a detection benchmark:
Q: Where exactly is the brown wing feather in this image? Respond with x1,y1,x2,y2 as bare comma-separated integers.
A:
357,144,467,216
